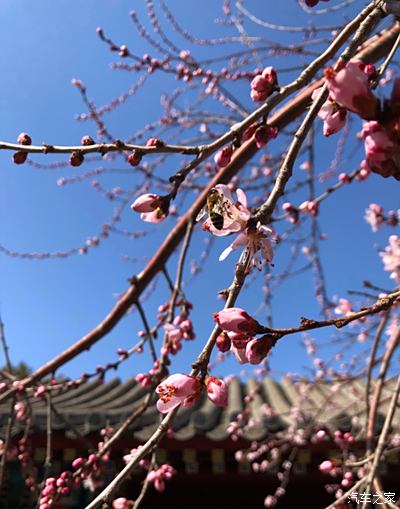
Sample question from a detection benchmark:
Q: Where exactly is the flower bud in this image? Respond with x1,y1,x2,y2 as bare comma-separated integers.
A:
245,335,276,364
131,193,161,213
205,376,228,407
216,332,231,352
214,307,260,334
319,460,335,473
146,137,164,148
69,151,84,167
81,135,95,146
17,132,32,145
214,146,233,167
13,152,27,164
254,125,278,149
127,150,142,166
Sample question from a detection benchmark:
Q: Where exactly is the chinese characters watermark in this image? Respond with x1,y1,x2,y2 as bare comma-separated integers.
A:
347,492,396,504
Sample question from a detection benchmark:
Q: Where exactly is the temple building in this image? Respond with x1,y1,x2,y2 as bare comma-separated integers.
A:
0,377,398,508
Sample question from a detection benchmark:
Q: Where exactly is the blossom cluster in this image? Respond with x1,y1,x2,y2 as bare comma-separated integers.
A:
214,307,276,365
315,59,400,180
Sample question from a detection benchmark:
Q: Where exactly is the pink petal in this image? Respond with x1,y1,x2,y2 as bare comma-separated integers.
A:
156,397,181,414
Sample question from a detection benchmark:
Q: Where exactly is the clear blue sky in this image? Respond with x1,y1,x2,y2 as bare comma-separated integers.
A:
0,1,398,381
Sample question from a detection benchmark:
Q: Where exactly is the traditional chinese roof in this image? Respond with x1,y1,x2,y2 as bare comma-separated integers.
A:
0,377,397,440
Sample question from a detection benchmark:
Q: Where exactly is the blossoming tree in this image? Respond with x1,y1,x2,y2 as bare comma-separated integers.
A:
1,1,400,508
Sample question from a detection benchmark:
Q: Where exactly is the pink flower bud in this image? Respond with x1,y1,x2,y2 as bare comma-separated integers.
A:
251,75,269,93
72,457,85,469
112,498,134,509
17,132,32,145
241,123,257,142
13,152,28,165
319,460,335,473
146,137,164,148
338,173,350,184
216,332,231,352
81,135,95,146
250,89,268,103
254,125,278,148
315,429,327,441
127,150,142,166
34,385,47,398
131,194,161,213
214,146,233,167
205,376,228,406
69,151,84,167
214,307,260,334
282,202,294,212
119,45,129,57
245,335,276,364
250,67,277,102
179,50,191,60
261,66,277,86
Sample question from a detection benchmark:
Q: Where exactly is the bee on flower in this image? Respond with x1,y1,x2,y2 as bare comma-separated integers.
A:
198,184,274,271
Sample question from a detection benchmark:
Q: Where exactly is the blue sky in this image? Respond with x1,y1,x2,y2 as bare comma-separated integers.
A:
0,1,398,382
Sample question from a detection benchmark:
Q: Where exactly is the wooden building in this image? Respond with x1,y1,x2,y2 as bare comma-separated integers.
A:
0,377,399,508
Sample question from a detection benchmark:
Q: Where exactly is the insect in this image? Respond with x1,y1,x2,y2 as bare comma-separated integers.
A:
196,188,226,230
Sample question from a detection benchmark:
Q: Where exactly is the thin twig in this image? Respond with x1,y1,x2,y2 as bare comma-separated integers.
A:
135,301,157,363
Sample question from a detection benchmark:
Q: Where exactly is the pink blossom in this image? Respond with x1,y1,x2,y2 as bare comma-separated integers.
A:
141,208,168,223
214,307,260,334
34,385,47,398
299,200,319,216
214,146,233,167
14,401,27,421
361,121,400,178
254,125,278,148
245,335,276,364
228,331,252,364
250,66,277,102
205,376,228,406
156,374,201,413
222,223,274,270
202,185,250,237
164,323,183,343
216,332,231,352
251,74,270,93
319,459,335,473
380,235,400,282
334,298,353,316
131,193,161,213
112,498,134,509
338,172,350,184
312,87,347,136
365,203,384,232
264,495,278,507
147,464,176,492
179,50,190,60
231,343,248,364
325,60,378,119
315,430,327,441
363,121,396,163
203,186,274,268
